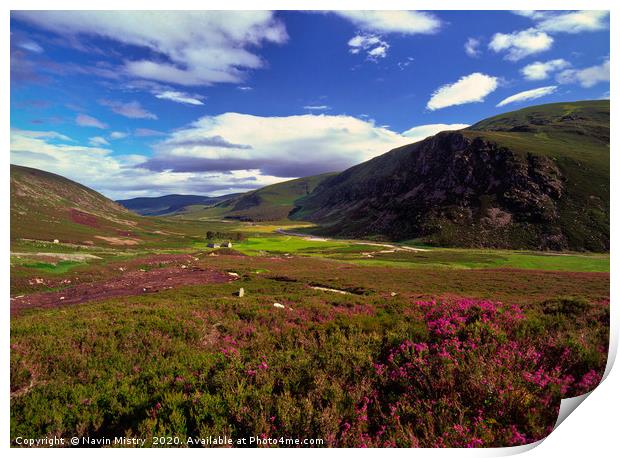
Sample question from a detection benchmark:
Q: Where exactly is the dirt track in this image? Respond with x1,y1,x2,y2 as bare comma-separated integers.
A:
11,264,233,315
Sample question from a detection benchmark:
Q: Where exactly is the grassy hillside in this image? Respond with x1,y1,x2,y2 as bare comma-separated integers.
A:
293,100,609,251
116,194,240,216
10,165,207,249
176,172,337,221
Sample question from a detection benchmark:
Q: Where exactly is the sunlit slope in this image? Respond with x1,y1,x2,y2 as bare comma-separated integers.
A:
178,172,338,221
10,165,204,247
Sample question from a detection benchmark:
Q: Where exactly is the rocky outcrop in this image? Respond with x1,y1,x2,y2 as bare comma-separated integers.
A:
292,131,599,250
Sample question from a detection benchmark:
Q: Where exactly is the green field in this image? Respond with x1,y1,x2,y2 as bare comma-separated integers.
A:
202,232,610,273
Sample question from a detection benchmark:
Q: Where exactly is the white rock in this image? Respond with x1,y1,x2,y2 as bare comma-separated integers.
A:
238,288,245,297
273,302,285,309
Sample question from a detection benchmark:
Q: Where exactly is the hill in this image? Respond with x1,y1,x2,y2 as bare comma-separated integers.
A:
291,100,609,251
10,165,203,247
176,172,337,221
116,194,240,216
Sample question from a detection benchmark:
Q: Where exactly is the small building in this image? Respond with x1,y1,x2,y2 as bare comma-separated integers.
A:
207,242,220,248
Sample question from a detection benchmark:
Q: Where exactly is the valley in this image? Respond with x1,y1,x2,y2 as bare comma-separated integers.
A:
10,100,610,448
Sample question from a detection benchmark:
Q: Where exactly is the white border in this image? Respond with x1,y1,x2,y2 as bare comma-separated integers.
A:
2,1,616,455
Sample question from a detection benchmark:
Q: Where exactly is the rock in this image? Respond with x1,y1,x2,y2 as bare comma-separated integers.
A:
53,239,59,244
238,288,245,297
390,292,397,297
273,302,285,309
228,272,240,277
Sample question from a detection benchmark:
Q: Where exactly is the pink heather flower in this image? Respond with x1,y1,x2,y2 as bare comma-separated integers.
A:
509,425,527,445
466,438,483,448
576,370,601,392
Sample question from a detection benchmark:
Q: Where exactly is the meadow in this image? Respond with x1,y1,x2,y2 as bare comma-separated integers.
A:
10,222,609,447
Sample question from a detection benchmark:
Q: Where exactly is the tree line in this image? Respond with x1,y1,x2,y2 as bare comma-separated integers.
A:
205,231,245,242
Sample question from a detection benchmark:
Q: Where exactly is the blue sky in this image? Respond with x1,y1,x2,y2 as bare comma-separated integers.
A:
10,10,610,199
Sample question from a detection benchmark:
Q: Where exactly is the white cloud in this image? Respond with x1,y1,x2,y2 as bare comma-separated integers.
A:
11,117,468,199
368,45,388,59
427,73,499,111
154,90,204,106
18,40,44,53
556,60,610,88
75,114,108,129
334,11,440,34
496,86,557,107
143,113,413,178
110,131,129,140
489,28,553,61
10,129,71,141
10,129,282,199
89,136,110,146
521,59,571,80
134,128,165,137
13,11,288,87
348,34,390,60
99,99,157,119
464,38,481,57
518,10,609,34
237,86,253,91
401,123,470,142
303,105,331,111
397,57,415,70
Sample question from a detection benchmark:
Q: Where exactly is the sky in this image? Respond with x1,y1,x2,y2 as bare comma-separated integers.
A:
10,10,610,200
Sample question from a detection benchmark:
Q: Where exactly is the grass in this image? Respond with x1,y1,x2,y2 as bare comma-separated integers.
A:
21,260,84,274
198,234,609,273
10,255,609,447
9,158,610,447
342,249,609,272
177,173,337,222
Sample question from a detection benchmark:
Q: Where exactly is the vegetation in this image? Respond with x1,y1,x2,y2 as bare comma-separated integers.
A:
9,100,611,447
205,231,245,242
176,173,337,222
292,101,609,251
116,194,241,216
11,252,608,447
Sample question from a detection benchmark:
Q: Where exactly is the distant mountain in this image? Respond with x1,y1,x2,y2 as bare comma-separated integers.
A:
11,164,144,245
116,194,240,216
177,173,338,222
292,100,609,251
214,173,338,221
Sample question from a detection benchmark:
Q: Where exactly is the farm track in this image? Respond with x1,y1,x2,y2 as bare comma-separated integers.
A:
10,259,233,315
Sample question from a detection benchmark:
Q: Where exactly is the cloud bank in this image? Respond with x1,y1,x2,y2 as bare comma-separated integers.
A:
13,11,288,87
11,116,471,199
